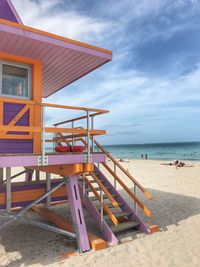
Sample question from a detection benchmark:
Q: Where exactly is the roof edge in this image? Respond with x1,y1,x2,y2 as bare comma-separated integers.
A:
0,18,112,56
7,0,23,24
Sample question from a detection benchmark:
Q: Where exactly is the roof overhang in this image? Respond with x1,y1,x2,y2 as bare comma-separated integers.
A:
0,19,112,97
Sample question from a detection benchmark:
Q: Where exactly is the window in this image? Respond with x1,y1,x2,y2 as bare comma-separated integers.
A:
0,61,32,99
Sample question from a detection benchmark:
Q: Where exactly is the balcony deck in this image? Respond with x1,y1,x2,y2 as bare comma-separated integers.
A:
0,152,106,168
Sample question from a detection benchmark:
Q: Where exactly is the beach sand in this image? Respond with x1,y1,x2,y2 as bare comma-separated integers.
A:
0,160,200,267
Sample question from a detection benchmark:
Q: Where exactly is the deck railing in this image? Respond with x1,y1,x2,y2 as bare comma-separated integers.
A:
0,98,108,164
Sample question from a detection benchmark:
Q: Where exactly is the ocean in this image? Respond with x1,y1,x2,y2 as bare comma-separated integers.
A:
101,141,200,161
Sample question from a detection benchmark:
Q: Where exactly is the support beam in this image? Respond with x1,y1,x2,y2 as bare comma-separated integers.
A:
46,173,51,206
6,167,11,212
35,170,40,182
67,175,90,253
25,169,34,182
32,205,106,251
0,168,3,183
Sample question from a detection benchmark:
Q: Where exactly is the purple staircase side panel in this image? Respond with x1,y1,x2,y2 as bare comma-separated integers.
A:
94,166,150,234
79,182,119,245
67,175,90,252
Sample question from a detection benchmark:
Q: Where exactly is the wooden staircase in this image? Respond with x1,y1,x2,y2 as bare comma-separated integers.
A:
54,132,159,244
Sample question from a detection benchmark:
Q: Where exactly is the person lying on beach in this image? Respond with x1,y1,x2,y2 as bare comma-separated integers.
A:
118,158,130,163
161,160,194,168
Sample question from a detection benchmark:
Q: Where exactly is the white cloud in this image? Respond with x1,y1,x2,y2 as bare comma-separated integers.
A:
12,0,112,42
11,0,200,144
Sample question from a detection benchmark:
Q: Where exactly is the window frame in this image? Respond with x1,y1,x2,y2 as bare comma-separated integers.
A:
0,60,32,100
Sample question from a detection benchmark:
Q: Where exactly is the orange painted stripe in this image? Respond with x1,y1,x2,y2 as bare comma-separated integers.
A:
0,134,32,140
32,205,107,251
0,52,41,65
0,186,67,205
0,19,112,55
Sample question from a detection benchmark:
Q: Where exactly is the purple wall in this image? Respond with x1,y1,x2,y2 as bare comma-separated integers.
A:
0,102,33,154
0,0,19,23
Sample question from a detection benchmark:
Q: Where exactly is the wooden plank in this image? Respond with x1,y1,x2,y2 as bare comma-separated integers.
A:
0,186,67,206
0,125,41,133
0,134,32,139
32,205,107,251
27,163,94,177
32,61,42,154
0,126,105,135
43,103,109,114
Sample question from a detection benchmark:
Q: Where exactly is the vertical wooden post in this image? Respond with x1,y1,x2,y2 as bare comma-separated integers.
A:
67,175,90,253
46,173,51,206
6,167,11,212
25,169,34,182
36,170,40,182
0,168,3,183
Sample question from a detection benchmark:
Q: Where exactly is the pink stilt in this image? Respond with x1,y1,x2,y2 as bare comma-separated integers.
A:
67,175,90,253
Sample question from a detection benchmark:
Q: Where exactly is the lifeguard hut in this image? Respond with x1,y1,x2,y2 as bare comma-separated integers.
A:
0,0,158,254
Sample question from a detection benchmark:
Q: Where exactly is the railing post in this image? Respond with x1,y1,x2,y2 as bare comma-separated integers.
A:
114,163,117,188
134,185,137,214
53,125,57,151
91,116,94,153
86,111,91,163
42,106,46,165
72,121,74,149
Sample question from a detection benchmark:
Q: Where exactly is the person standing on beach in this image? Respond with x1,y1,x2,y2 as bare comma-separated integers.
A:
141,154,143,159
145,154,148,160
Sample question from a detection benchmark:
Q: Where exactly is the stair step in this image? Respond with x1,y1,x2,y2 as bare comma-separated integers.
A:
79,178,96,184
104,211,132,220
96,202,124,210
89,195,107,201
88,187,101,192
111,221,139,233
89,193,118,201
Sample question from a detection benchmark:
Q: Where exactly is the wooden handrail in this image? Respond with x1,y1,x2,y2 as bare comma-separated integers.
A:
94,140,153,200
102,163,152,218
0,126,105,136
84,176,119,225
0,97,109,114
88,172,119,207
54,112,105,127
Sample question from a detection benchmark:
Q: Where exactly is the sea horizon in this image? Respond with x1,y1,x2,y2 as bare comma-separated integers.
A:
101,141,200,161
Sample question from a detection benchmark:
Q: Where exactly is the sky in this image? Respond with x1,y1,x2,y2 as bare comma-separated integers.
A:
13,0,200,145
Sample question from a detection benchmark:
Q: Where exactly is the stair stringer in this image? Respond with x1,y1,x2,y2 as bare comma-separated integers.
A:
79,182,119,245
94,166,151,234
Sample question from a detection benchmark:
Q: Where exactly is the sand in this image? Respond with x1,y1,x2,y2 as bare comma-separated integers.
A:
0,160,200,267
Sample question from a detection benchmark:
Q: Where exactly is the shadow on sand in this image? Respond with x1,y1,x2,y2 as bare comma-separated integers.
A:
0,188,200,266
